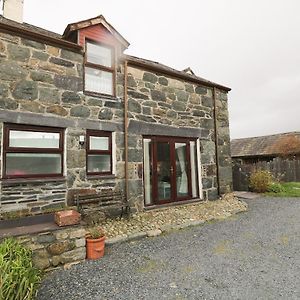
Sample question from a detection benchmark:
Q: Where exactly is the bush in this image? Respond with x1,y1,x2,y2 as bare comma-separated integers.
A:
267,182,285,193
249,170,274,193
0,238,41,300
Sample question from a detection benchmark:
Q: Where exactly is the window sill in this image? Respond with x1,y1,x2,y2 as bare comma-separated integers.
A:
0,214,84,239
86,174,116,180
1,177,66,186
144,198,204,211
84,91,120,101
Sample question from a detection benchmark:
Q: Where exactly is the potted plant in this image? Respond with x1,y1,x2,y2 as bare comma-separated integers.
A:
86,227,106,260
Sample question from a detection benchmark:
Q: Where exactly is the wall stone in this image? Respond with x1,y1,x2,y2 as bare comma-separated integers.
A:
216,90,233,194
0,33,125,214
0,31,232,214
14,226,87,271
126,66,224,204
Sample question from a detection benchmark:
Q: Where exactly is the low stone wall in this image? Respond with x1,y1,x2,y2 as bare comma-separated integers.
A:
15,226,86,271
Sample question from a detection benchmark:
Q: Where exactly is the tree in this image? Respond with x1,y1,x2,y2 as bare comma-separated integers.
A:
276,135,300,158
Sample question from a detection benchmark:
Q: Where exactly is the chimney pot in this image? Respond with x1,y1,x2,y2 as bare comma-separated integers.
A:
3,0,24,23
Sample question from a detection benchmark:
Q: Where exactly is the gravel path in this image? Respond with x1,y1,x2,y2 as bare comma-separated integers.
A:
37,197,300,300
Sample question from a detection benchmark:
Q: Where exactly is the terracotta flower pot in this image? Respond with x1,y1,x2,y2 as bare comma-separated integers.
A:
86,236,105,260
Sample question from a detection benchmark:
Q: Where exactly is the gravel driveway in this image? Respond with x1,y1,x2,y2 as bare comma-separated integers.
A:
37,197,300,300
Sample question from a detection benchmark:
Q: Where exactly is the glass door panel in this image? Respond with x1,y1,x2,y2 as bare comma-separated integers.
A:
175,143,189,198
143,136,199,206
190,141,199,198
157,142,171,202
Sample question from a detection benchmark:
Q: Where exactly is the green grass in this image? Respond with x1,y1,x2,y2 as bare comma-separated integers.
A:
265,182,300,197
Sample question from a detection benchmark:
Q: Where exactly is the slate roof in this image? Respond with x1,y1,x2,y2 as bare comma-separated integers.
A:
0,15,62,39
125,55,231,91
0,15,231,91
231,132,300,158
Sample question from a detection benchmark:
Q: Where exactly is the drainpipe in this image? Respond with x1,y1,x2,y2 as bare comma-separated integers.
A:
213,87,220,196
124,61,129,203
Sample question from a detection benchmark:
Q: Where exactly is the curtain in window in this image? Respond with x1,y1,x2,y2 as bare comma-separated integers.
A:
190,141,198,197
176,145,188,194
143,139,152,205
85,67,113,95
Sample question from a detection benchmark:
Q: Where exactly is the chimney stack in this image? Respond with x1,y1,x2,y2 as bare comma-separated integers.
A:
3,0,24,23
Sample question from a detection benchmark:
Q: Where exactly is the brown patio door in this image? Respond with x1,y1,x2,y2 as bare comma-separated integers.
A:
151,137,192,205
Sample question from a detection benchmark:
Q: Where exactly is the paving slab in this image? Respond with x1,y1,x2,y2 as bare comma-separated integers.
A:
234,191,261,199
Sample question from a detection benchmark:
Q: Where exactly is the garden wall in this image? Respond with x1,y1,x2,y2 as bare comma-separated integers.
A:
14,226,87,271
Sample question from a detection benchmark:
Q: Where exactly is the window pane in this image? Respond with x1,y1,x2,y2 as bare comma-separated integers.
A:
88,155,111,173
90,136,109,150
86,43,112,67
85,67,113,95
157,142,171,201
9,130,60,148
175,143,188,197
6,153,62,176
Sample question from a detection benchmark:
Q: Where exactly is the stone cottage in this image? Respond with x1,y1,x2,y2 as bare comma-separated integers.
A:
0,9,232,215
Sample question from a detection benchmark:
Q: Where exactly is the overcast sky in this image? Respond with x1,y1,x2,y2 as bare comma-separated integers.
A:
8,0,300,139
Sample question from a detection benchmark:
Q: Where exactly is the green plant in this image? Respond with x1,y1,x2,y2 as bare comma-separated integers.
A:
265,181,300,197
0,238,41,300
249,170,274,193
267,182,285,193
87,227,105,239
0,210,30,221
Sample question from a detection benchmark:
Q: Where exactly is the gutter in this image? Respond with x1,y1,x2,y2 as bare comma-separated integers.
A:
213,87,221,196
0,22,82,53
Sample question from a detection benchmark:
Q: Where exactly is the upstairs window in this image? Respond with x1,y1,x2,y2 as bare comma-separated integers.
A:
87,130,112,175
84,41,115,96
3,124,64,179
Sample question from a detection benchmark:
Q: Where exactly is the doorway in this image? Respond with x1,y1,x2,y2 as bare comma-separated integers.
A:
143,136,199,206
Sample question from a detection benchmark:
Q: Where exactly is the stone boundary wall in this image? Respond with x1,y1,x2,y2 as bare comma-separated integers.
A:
14,226,87,271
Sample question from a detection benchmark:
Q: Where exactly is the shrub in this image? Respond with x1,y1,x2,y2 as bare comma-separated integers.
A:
267,182,285,193
249,170,274,193
87,227,105,239
0,238,41,300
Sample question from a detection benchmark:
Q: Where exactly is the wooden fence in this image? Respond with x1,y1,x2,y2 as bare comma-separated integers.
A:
232,157,300,191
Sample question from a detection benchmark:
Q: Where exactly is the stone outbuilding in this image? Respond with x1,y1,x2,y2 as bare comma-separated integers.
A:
0,13,232,215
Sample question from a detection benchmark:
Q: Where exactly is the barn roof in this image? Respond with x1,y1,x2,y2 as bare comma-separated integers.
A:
231,132,300,158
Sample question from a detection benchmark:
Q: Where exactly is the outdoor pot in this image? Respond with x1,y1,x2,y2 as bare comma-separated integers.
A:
86,236,105,259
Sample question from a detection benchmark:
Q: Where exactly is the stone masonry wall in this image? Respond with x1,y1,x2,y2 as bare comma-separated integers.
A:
215,90,233,193
14,226,86,271
0,32,126,213
0,30,232,214
126,66,223,208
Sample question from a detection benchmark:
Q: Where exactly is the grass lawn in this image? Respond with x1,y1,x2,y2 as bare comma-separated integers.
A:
266,182,300,197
